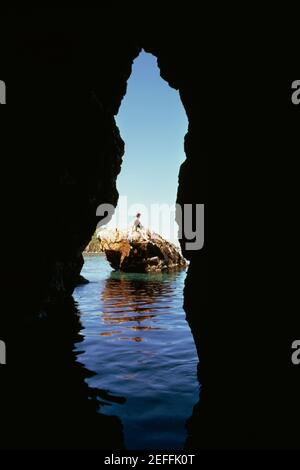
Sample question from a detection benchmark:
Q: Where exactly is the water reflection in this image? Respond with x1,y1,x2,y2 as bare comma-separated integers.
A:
0,299,124,450
74,256,199,450
100,271,181,342
0,256,200,451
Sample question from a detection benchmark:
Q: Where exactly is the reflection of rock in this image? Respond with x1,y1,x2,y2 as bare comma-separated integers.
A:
99,270,180,343
97,228,187,273
76,274,89,285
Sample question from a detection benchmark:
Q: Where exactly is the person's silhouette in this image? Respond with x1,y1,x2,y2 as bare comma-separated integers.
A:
133,213,143,231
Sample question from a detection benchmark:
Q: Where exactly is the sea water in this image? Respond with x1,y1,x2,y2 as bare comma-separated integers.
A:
73,254,199,450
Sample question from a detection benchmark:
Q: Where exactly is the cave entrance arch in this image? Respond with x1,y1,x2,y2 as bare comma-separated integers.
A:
105,50,188,248
74,49,200,450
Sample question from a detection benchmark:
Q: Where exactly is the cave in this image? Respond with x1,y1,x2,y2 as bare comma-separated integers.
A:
0,8,298,453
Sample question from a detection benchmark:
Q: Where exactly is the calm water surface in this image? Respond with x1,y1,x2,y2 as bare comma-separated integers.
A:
73,254,199,449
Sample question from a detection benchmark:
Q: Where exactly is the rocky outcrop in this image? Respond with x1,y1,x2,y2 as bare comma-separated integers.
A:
97,228,187,272
84,233,102,253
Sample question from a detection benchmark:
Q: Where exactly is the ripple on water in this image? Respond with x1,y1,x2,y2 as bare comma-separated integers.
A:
74,254,199,450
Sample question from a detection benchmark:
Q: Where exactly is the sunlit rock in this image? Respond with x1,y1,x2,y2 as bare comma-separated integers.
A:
97,228,187,273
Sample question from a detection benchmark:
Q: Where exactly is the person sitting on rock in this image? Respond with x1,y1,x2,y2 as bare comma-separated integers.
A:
132,213,148,241
133,213,143,231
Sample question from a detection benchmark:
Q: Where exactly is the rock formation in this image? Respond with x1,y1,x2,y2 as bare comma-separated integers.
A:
97,228,187,272
2,8,298,452
84,233,103,253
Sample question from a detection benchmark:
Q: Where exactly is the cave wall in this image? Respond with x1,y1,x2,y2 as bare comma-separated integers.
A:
1,8,298,451
1,9,141,311
1,10,206,312
0,9,211,447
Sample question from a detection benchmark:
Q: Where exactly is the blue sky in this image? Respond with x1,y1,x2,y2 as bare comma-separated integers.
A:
108,51,188,242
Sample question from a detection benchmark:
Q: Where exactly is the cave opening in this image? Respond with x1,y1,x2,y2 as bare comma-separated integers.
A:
107,50,187,244
73,51,199,450
0,12,212,450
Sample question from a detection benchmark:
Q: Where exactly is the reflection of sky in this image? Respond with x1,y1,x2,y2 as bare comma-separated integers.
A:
106,51,188,243
74,255,198,450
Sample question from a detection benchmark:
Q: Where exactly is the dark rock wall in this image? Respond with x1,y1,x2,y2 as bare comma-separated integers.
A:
1,11,205,311
1,9,140,310
1,8,298,451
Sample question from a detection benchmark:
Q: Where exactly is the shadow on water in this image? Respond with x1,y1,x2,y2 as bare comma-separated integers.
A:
0,299,124,450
